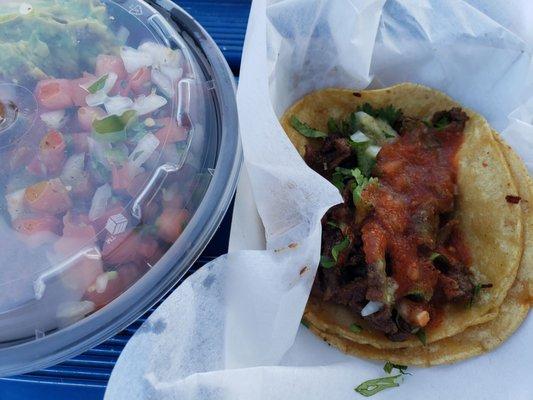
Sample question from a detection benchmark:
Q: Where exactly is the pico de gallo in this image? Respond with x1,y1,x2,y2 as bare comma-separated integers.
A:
0,7,202,325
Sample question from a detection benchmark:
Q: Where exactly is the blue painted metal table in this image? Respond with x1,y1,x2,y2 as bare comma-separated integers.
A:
0,1,250,398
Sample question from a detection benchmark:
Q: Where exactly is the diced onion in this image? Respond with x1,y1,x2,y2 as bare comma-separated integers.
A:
365,145,382,159
128,133,160,168
361,301,383,317
56,301,95,328
40,110,68,129
88,137,111,168
104,96,134,116
120,46,153,73
5,189,25,220
60,153,85,186
151,68,174,98
86,90,109,107
133,93,168,116
350,131,370,143
160,65,183,82
138,42,180,67
89,183,112,221
116,26,130,44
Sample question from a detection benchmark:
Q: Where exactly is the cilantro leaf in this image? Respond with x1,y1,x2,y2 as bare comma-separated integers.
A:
429,252,441,261
383,362,409,375
320,255,336,269
434,116,450,130
87,74,109,94
352,169,378,205
332,236,350,262
415,328,427,345
355,375,403,397
326,221,340,229
349,323,363,333
469,282,493,307
357,103,402,126
290,116,327,138
327,117,340,134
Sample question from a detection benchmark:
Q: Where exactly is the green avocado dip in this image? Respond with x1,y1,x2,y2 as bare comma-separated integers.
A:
0,0,121,85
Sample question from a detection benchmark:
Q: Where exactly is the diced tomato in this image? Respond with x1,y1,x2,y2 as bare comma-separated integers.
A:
39,130,66,175
83,263,148,309
137,235,164,265
126,172,150,197
70,72,96,107
13,215,61,236
78,106,105,131
13,215,61,247
129,67,151,95
102,230,141,265
61,253,104,295
111,163,138,192
9,145,34,171
155,117,188,145
54,213,96,255
95,55,127,92
156,208,190,243
35,79,73,110
71,132,90,153
26,158,46,177
25,179,72,214
91,204,124,234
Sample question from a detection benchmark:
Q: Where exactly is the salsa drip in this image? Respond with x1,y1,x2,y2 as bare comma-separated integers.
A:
307,107,475,341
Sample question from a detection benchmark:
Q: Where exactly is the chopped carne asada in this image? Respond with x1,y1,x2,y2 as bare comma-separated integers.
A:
297,104,485,341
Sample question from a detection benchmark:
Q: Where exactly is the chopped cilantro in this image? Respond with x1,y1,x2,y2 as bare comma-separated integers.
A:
326,221,340,229
290,116,327,138
332,236,350,262
351,168,378,205
383,362,409,375
355,375,403,397
349,323,363,333
320,255,336,269
429,252,441,261
434,116,450,130
87,74,109,94
415,328,427,345
470,283,493,307
357,103,402,126
327,117,340,134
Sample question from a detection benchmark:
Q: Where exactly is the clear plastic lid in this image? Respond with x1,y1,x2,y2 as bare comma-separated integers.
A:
0,0,219,343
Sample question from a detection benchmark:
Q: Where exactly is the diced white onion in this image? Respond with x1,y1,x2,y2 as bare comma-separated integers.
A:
88,137,111,168
133,93,168,116
5,189,25,220
104,96,134,116
365,145,382,159
361,301,383,317
120,46,153,73
95,272,109,294
160,65,183,83
350,131,370,143
56,301,95,328
151,68,174,98
138,42,179,67
128,133,160,168
86,90,109,107
89,183,112,221
60,153,86,186
116,26,130,44
40,110,68,129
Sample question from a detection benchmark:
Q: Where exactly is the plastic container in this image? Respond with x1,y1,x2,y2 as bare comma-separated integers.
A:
0,0,240,376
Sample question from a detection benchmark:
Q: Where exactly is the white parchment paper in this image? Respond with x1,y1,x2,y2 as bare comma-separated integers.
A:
106,0,533,399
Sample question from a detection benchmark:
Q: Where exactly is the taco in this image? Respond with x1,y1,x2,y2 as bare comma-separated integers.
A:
281,83,531,364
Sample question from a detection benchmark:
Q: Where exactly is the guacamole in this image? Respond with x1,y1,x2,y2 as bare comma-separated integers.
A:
0,0,120,85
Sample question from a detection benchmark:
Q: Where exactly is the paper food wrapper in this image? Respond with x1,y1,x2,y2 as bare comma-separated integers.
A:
106,1,533,399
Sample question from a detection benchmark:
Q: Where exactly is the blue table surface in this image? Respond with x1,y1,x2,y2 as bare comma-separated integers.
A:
0,1,251,399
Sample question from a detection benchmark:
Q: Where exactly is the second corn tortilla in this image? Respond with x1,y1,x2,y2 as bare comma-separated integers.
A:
281,83,524,349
